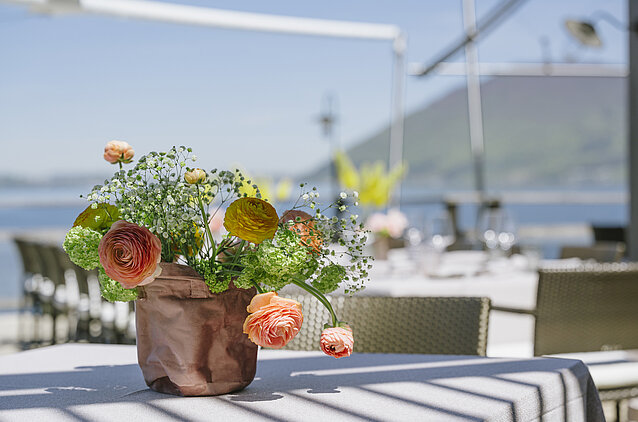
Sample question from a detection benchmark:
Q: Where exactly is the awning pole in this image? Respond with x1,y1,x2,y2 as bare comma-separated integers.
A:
389,32,407,208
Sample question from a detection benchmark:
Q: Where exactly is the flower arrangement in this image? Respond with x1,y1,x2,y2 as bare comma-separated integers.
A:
63,141,370,358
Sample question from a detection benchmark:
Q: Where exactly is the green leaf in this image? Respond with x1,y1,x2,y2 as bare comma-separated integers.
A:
73,203,120,233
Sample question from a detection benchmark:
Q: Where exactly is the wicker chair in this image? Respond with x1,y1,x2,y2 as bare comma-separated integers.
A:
282,296,491,356
33,243,71,345
532,264,638,356
559,241,626,262
13,237,45,346
494,263,638,420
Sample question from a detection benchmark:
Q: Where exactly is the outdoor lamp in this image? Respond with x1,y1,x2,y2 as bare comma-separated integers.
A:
564,11,627,48
565,20,603,47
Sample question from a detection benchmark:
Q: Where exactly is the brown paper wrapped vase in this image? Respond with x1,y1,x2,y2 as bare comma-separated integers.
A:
135,262,258,396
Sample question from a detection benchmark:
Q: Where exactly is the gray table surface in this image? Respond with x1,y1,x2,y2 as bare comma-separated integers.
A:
0,344,604,422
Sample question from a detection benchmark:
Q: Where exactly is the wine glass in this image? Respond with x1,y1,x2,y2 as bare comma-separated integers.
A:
424,211,456,253
478,206,517,257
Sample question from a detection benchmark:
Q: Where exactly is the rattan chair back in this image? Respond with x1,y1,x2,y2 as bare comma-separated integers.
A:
13,237,44,276
559,242,626,262
283,295,491,356
534,263,638,356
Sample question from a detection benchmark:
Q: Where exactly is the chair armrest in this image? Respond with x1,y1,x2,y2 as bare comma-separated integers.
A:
491,305,536,316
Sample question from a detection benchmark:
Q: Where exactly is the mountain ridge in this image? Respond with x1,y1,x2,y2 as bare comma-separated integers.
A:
307,76,626,191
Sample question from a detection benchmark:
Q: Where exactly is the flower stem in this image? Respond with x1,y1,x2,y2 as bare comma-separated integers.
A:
251,280,264,294
290,277,338,327
196,185,216,258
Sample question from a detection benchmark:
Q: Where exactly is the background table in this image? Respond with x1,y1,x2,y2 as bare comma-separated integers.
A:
332,250,551,357
0,344,604,421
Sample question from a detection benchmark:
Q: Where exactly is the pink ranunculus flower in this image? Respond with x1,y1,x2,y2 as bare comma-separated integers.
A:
104,140,135,164
320,325,354,358
98,220,162,289
243,292,303,349
364,208,408,239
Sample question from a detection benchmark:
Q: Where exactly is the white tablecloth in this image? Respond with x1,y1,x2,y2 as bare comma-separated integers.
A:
359,251,539,309
339,250,546,356
0,344,605,421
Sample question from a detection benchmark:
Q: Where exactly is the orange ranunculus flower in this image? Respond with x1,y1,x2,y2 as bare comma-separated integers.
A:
243,292,303,349
98,220,162,289
280,210,323,254
223,197,278,244
320,326,354,358
104,140,134,164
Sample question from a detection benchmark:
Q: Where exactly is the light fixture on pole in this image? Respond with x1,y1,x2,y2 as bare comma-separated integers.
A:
564,11,628,48
564,8,638,262
317,92,339,200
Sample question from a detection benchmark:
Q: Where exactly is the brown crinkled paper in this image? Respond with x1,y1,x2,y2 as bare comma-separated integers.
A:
135,262,258,396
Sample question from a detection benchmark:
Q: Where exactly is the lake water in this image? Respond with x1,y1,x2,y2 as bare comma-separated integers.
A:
0,185,628,301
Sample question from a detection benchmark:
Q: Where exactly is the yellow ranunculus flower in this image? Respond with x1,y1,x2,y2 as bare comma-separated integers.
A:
224,197,279,244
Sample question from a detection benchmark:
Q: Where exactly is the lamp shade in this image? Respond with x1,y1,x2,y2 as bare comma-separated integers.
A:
565,19,603,47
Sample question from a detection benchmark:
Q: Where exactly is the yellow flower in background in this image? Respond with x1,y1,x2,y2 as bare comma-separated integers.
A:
334,150,406,208
224,197,279,244
334,151,360,189
236,170,292,204
274,178,293,202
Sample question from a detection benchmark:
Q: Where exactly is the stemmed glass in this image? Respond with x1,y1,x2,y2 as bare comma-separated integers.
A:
478,207,517,257
424,211,456,253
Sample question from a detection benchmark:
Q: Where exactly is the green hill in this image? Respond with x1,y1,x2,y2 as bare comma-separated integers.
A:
310,76,626,190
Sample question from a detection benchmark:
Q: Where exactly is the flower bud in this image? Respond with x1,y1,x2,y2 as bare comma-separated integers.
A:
320,325,354,358
103,140,135,164
184,168,207,184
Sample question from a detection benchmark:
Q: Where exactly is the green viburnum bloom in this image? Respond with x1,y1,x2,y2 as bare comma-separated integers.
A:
98,268,138,302
191,258,231,293
239,229,312,291
312,263,346,294
63,226,102,270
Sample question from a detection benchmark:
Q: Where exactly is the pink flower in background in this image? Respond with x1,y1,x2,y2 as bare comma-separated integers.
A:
208,214,224,234
365,208,408,238
104,140,135,164
320,326,354,358
98,220,162,289
243,292,303,349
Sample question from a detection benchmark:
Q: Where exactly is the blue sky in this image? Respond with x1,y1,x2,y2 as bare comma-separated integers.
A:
0,0,626,180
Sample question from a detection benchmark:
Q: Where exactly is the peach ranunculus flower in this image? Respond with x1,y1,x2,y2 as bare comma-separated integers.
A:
223,197,279,244
184,168,207,184
320,326,354,358
103,140,135,164
243,291,303,349
279,210,323,254
98,220,162,289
